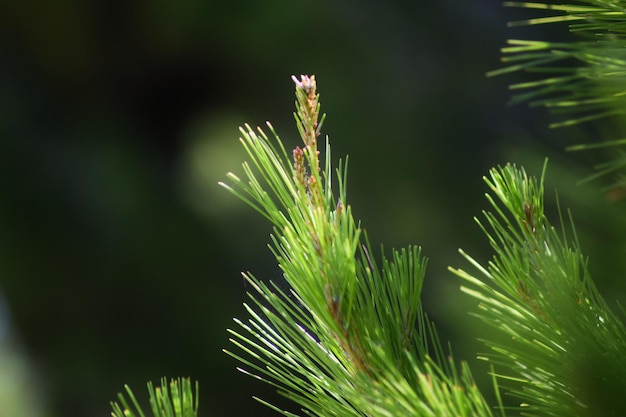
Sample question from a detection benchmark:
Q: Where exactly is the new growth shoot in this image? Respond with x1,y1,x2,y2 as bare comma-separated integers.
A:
220,75,494,417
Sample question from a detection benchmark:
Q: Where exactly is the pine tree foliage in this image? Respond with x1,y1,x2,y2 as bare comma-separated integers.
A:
489,1,626,189
108,4,626,416
489,1,626,127
110,378,199,417
219,75,495,417
450,163,626,416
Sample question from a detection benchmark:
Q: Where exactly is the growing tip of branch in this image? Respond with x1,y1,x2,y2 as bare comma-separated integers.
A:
292,74,317,95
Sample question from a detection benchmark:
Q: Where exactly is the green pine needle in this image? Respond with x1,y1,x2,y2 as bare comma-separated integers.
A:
110,378,199,417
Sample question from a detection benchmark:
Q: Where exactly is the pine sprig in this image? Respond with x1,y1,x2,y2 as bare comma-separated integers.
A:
490,1,626,190
450,162,626,416
221,75,496,416
110,378,199,417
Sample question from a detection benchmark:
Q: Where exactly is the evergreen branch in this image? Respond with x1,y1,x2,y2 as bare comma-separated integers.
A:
450,162,626,417
491,1,626,189
110,378,199,417
221,75,496,416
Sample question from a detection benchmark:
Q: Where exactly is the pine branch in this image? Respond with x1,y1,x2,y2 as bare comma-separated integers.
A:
110,378,199,417
221,75,496,416
490,1,626,122
490,1,626,190
450,162,626,416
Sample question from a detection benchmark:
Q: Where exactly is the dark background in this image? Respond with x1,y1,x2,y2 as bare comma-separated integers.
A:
1,1,625,416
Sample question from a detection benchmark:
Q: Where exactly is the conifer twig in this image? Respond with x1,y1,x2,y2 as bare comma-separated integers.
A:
220,75,496,416
450,162,626,416
490,1,626,191
110,378,199,417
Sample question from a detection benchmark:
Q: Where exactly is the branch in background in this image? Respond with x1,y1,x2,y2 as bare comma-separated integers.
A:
489,1,626,193
450,162,626,416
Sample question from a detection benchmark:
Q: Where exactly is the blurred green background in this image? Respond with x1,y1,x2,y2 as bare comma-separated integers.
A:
1,1,625,416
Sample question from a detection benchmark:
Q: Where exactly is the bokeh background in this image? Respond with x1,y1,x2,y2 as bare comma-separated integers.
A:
1,1,625,416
